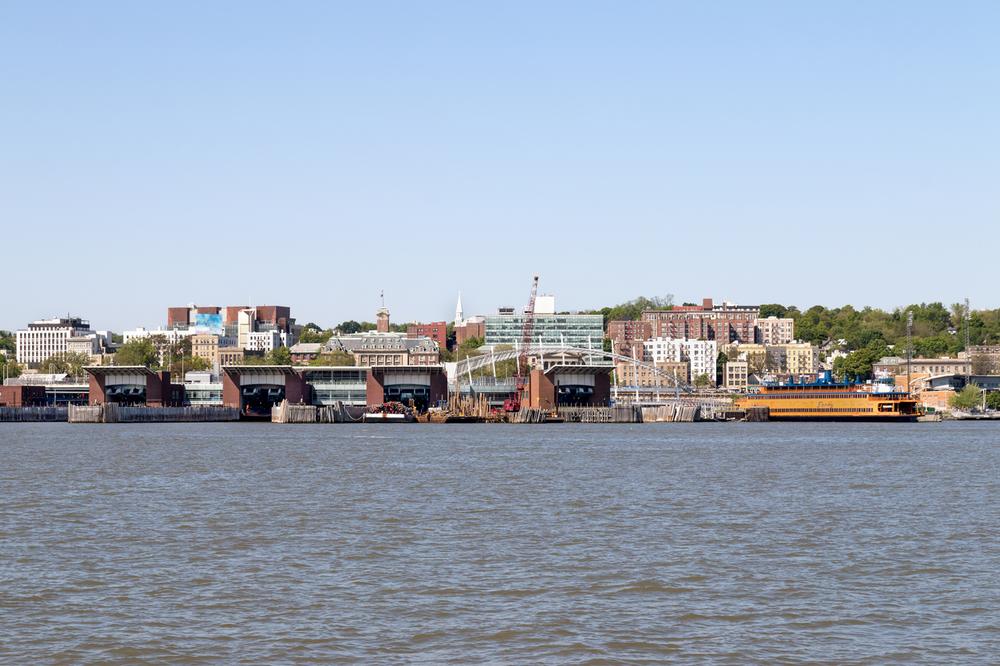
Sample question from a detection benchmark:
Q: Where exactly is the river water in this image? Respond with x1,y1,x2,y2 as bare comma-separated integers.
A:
1,422,998,663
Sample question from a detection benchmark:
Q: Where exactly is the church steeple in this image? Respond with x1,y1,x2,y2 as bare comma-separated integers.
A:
454,292,464,326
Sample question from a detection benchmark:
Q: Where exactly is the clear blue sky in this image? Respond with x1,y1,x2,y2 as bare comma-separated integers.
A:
2,1,997,332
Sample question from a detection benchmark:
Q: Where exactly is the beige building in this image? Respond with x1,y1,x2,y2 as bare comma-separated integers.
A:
755,316,795,345
724,360,749,390
191,334,220,366
968,345,1000,374
65,335,102,361
218,347,245,367
723,343,768,372
874,356,969,378
615,360,689,387
352,333,439,367
724,342,818,375
782,343,820,375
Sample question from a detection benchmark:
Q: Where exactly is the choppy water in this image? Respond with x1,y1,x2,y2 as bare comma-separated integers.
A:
1,423,998,664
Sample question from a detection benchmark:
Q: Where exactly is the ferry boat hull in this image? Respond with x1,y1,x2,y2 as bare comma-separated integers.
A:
762,414,919,423
737,372,921,423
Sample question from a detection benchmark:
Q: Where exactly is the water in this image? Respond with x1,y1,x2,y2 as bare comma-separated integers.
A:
1,422,998,664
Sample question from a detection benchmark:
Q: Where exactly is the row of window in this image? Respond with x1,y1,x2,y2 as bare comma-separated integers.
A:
769,407,876,413
749,393,899,399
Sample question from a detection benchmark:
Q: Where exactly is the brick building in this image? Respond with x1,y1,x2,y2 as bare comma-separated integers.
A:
407,321,448,351
454,318,485,346
607,320,653,359
641,298,759,343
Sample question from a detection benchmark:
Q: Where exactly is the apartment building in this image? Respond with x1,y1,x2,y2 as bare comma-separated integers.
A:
755,316,795,345
641,298,758,343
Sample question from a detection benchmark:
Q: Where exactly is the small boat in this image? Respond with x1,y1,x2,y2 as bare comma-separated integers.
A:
362,412,414,423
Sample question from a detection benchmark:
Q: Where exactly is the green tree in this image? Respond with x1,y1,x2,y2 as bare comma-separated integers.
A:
453,337,485,361
0,356,23,380
336,320,377,334
716,351,728,385
949,384,982,411
985,391,1000,411
693,373,712,388
167,354,210,377
115,339,160,368
758,304,789,319
38,352,92,377
267,346,292,365
310,351,355,366
833,340,891,381
587,295,674,327
0,330,15,354
336,320,362,334
299,327,334,344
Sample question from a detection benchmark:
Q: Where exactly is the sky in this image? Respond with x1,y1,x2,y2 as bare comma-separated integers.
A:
1,1,997,332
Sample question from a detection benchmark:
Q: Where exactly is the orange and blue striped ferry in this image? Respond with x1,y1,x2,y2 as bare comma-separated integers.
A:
736,371,920,422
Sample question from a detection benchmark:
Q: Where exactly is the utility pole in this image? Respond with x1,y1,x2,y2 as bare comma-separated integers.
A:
906,310,913,394
965,297,971,384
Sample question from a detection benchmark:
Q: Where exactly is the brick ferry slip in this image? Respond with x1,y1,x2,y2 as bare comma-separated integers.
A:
736,371,920,422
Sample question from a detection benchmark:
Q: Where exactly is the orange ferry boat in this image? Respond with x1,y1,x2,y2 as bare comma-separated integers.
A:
736,371,920,422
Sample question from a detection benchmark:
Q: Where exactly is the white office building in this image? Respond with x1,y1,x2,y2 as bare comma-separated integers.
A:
246,330,282,353
16,317,93,365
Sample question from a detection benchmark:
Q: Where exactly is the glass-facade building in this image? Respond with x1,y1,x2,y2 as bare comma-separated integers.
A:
484,314,605,351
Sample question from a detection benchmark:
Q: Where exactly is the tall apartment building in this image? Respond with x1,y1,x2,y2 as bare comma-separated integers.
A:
16,317,93,365
641,298,759,343
607,320,653,359
643,337,719,385
755,316,795,345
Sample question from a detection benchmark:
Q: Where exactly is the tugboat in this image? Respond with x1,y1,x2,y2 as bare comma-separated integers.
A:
736,371,920,422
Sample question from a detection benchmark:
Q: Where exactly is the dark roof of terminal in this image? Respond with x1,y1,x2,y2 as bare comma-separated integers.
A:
544,364,614,376
222,365,299,376
368,364,446,373
83,366,156,377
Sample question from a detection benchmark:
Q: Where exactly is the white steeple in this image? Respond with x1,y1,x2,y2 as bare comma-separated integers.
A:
454,292,464,326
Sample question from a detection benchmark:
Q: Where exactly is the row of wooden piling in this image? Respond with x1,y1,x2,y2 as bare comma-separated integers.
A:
67,404,239,423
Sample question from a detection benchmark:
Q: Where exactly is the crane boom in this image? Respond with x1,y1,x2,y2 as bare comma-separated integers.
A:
504,275,540,412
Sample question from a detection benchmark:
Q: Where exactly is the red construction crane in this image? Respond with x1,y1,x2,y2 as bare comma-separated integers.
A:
504,274,540,412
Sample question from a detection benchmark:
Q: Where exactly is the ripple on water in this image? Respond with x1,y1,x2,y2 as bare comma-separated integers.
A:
1,422,998,663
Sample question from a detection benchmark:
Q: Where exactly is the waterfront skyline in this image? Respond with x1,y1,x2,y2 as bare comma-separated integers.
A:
2,2,998,331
